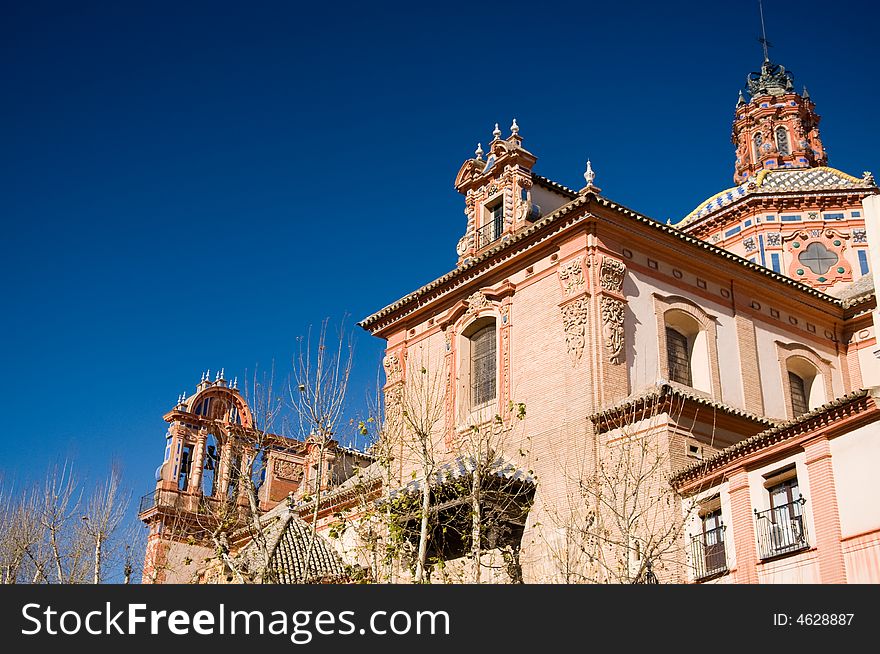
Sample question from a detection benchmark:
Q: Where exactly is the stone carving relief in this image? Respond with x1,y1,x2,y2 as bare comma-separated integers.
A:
384,386,403,430
466,290,490,315
558,256,585,296
600,296,625,365
599,257,626,293
560,297,589,365
273,459,304,482
383,352,403,385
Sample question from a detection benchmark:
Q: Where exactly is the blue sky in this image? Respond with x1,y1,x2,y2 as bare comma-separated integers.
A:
1,0,878,507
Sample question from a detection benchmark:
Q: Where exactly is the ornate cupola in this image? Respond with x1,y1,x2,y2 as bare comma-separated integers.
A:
731,59,827,183
452,120,541,266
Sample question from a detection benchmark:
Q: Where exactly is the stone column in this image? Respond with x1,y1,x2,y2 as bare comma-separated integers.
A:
162,423,188,491
238,448,255,504
188,428,207,494
217,440,233,498
803,436,847,583
728,467,759,584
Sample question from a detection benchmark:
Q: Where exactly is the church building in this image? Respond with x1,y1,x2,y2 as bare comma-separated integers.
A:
140,53,880,584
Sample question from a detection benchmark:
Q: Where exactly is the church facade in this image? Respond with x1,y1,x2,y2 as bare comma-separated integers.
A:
140,55,880,584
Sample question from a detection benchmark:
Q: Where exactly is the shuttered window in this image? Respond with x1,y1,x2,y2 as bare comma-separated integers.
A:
471,324,496,406
789,372,809,416
666,327,692,386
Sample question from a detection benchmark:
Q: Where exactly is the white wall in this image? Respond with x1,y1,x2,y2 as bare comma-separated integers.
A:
830,422,880,538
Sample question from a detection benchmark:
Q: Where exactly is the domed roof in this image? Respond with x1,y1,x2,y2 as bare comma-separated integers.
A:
678,167,875,227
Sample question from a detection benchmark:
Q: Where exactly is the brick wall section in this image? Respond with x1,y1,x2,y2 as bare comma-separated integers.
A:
803,436,848,583
735,313,765,415
728,467,759,583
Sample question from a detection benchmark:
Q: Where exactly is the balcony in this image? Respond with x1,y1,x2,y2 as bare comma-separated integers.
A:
476,218,503,250
690,525,728,581
138,490,158,514
137,487,249,517
755,497,810,559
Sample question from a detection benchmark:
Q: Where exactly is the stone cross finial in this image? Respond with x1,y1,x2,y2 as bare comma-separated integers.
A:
475,143,483,160
492,123,501,140
510,118,519,135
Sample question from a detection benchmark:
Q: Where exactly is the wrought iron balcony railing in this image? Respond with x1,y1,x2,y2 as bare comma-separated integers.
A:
138,489,158,514
755,497,810,559
137,487,252,517
690,525,728,580
476,218,503,250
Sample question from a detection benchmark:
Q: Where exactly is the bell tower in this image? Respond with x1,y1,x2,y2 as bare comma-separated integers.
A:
453,120,540,266
731,58,827,183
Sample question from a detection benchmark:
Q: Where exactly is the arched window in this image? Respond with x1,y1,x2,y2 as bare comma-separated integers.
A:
666,327,692,386
663,310,713,393
785,356,824,416
753,132,763,159
469,322,497,407
202,433,220,496
775,126,790,156
655,296,721,399
788,371,809,415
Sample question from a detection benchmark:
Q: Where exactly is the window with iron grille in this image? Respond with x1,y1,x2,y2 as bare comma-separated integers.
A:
788,371,809,415
471,324,496,407
666,327,692,386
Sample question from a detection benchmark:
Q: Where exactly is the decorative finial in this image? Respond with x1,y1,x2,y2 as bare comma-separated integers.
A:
232,376,238,389
802,85,810,100
758,0,772,62
181,391,186,400
737,89,745,106
510,118,519,135
584,159,595,186
475,143,483,160
492,123,501,140
219,367,224,379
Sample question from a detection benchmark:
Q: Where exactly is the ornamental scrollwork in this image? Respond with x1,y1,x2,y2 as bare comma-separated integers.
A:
466,290,490,315
558,256,585,296
273,459,304,482
599,257,626,293
600,296,625,365
383,352,403,385
560,298,589,365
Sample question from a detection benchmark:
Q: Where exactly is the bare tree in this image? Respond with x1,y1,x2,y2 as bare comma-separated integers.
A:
39,462,82,584
289,318,353,578
450,400,531,584
540,390,697,583
393,353,446,583
81,463,130,583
